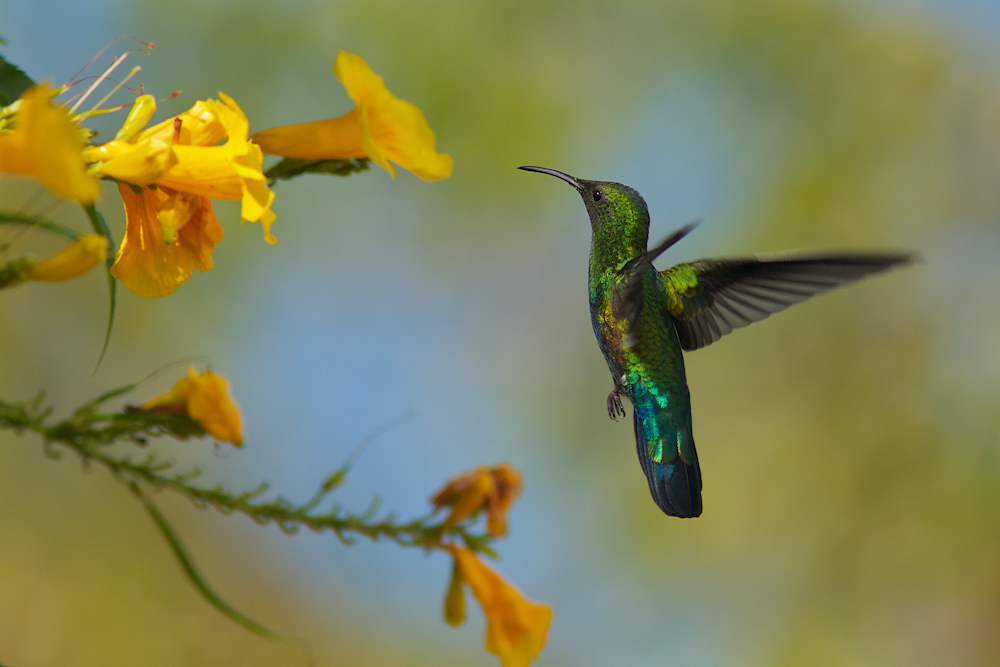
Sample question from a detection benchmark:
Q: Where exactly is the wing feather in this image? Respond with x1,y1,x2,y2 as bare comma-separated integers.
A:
662,254,914,351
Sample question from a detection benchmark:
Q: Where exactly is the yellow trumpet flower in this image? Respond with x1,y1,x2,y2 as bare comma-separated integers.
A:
442,545,552,667
252,51,453,181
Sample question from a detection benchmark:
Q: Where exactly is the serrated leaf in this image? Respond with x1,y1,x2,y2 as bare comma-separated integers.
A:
0,52,35,106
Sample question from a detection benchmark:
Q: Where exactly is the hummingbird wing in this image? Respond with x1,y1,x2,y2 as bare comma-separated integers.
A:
660,253,914,351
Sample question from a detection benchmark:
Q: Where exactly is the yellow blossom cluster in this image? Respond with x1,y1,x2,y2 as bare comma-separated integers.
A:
0,51,451,295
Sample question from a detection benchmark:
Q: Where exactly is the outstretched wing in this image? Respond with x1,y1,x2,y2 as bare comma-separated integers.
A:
661,254,914,351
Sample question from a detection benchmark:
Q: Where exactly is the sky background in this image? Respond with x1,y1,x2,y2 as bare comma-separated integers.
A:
2,0,1000,666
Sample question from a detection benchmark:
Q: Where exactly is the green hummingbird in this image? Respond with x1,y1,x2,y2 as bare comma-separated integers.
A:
520,166,912,518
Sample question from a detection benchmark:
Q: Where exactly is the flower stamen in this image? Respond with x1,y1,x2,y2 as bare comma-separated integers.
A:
70,52,135,114
63,36,153,91
83,65,142,118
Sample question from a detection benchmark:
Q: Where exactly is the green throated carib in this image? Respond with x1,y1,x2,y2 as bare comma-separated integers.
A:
520,166,912,518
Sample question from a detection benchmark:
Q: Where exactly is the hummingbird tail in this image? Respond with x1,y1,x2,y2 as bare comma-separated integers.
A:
632,410,703,518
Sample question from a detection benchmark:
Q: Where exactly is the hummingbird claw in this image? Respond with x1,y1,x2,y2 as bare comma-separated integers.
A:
607,390,627,421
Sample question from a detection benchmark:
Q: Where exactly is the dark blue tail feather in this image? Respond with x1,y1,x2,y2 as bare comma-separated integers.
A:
632,411,703,518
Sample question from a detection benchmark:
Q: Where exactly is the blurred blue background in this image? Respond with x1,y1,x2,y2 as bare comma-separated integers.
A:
2,0,1000,665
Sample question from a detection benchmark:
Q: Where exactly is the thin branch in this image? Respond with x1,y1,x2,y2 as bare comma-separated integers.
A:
0,394,494,554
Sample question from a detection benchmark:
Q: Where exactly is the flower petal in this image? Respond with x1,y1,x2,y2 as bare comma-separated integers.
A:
115,94,158,141
154,144,245,199
92,94,276,243
110,184,223,297
445,546,552,667
0,84,101,202
86,136,178,184
364,90,452,180
486,465,522,537
26,233,108,282
251,109,366,160
133,99,227,147
431,464,522,536
184,367,243,446
141,367,243,446
445,472,494,528
155,95,276,242
358,105,395,178
335,51,452,180
142,376,194,411
443,559,467,627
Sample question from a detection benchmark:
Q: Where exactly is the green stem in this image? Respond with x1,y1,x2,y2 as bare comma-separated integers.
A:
0,212,80,240
0,395,493,554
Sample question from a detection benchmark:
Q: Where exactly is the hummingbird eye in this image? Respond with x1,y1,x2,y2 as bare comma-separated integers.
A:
592,189,603,202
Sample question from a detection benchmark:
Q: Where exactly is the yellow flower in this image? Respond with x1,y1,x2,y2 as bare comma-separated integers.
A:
443,545,552,667
142,366,243,446
87,93,276,242
109,183,224,297
431,464,522,536
0,84,101,203
251,51,453,181
85,93,273,296
26,233,108,281
153,95,276,239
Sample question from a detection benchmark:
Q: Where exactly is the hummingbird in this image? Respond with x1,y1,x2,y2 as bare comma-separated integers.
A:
520,166,913,518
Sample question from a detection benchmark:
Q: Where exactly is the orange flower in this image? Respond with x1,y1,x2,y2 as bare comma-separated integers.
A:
252,51,452,180
431,464,522,536
142,367,242,446
109,183,223,297
0,84,101,203
443,545,552,667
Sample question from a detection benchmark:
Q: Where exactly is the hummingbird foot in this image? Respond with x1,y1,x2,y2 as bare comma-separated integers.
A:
607,389,627,421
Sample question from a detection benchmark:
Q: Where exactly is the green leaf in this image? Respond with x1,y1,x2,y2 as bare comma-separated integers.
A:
83,204,117,373
140,493,282,641
264,157,371,184
0,52,35,106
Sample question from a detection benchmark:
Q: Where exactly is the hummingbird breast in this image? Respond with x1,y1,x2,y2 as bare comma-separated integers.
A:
589,269,685,383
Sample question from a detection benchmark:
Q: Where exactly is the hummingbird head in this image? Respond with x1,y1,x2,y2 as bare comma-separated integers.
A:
519,166,651,253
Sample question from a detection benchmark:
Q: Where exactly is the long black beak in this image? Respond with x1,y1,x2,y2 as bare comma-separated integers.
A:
518,165,582,190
